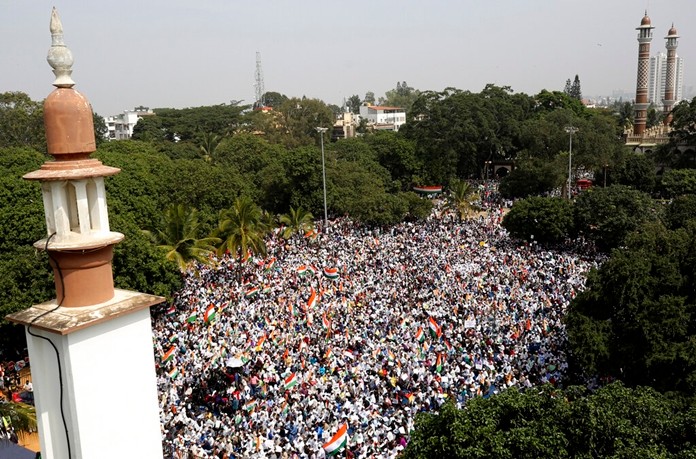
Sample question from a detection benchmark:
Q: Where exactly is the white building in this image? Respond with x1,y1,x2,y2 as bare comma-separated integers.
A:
648,52,685,105
358,105,407,131
105,106,154,140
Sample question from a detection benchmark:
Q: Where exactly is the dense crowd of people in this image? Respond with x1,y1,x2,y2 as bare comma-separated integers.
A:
154,198,600,458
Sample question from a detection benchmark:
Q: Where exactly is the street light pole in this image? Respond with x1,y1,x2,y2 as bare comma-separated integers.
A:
565,126,578,199
316,127,329,231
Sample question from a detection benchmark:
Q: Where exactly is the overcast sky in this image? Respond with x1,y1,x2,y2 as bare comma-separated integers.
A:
2,0,695,116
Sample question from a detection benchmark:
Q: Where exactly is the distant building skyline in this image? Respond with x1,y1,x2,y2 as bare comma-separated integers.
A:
648,52,685,105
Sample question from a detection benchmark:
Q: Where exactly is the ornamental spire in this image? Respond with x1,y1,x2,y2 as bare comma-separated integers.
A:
47,7,75,88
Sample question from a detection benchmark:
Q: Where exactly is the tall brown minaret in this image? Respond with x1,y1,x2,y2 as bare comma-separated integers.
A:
633,11,654,136
663,24,680,126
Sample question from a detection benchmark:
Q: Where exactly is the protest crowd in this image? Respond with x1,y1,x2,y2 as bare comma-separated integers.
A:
154,196,600,458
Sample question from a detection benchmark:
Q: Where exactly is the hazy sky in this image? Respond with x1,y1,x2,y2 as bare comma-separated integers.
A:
2,1,695,116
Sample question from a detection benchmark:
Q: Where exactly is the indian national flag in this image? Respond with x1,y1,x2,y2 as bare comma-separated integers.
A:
323,267,339,280
265,257,276,271
307,287,318,309
284,372,299,390
168,367,179,379
263,285,272,294
436,353,443,374
204,305,217,324
162,345,176,363
307,265,317,276
245,287,259,298
322,423,349,456
387,349,396,361
186,312,198,324
415,327,425,343
166,305,176,316
444,339,453,352
288,303,297,317
243,399,257,412
255,334,267,351
297,265,309,276
322,312,331,330
429,317,442,339
324,347,333,360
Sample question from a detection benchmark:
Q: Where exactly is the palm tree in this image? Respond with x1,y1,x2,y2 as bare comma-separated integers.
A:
143,204,220,271
0,401,36,439
198,132,221,163
215,196,267,265
448,180,480,220
279,206,314,239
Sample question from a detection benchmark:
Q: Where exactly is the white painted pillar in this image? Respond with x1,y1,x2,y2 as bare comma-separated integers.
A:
16,290,164,459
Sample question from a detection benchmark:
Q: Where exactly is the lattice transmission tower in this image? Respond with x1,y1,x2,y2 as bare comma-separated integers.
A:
254,51,265,109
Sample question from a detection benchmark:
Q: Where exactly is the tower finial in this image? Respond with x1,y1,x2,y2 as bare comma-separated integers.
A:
47,7,75,88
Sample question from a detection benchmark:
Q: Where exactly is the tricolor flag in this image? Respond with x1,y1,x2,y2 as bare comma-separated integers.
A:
297,265,309,276
307,288,318,309
387,349,396,361
284,372,299,390
444,339,453,352
243,399,257,412
322,312,331,330
436,353,443,374
264,257,276,272
307,266,317,276
281,400,289,415
429,317,442,339
162,345,176,363
204,305,217,324
255,334,267,351
405,392,415,404
289,303,297,317
166,305,176,316
168,367,180,379
263,285,272,294
304,229,318,239
245,287,259,298
415,327,425,343
323,267,339,280
324,347,333,360
322,423,349,456
186,312,198,324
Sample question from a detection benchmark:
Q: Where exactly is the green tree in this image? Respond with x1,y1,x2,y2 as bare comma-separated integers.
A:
143,204,220,271
574,185,657,251
0,92,45,150
197,132,221,163
364,91,376,105
131,115,166,142
661,169,696,198
570,74,582,100
447,180,479,220
502,197,575,244
0,402,37,438
609,153,657,193
381,81,421,113
665,195,696,230
499,158,564,199
279,206,314,239
261,91,288,108
403,383,695,459
215,196,267,264
271,97,334,148
93,112,108,146
346,95,361,114
566,221,696,395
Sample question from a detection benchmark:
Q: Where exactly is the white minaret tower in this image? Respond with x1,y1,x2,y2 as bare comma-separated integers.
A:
5,9,165,459
663,24,680,126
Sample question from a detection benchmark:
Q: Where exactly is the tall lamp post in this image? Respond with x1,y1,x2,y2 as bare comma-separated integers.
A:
565,126,578,199
316,127,329,231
